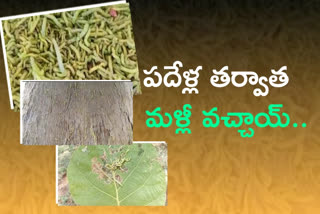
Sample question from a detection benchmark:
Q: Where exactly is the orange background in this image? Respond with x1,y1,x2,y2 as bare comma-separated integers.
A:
1,1,320,213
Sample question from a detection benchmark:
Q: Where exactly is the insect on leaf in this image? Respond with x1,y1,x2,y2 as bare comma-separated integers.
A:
67,144,167,206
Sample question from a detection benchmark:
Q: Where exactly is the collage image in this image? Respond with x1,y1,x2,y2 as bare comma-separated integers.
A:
0,1,167,206
1,0,320,213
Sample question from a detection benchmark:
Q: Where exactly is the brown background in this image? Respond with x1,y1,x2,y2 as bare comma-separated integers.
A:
1,0,320,213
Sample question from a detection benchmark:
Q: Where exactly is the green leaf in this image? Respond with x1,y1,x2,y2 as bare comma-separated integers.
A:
67,144,167,206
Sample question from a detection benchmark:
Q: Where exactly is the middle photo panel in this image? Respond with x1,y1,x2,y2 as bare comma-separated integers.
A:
21,80,133,145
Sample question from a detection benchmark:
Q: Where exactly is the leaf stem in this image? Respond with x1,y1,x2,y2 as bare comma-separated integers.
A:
112,171,120,206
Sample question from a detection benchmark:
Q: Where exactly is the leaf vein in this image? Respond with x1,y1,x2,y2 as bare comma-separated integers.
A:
118,150,146,190
144,192,164,206
79,168,116,201
119,172,152,203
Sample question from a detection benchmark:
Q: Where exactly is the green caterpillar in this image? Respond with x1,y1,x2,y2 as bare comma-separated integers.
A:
3,3,141,111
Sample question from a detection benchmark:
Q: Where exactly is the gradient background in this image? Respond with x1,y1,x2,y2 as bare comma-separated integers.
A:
1,0,320,213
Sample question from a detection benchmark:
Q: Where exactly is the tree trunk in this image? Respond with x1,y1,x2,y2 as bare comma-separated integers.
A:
21,81,133,145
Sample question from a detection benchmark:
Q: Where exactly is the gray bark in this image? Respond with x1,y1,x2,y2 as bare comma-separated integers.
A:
21,81,133,145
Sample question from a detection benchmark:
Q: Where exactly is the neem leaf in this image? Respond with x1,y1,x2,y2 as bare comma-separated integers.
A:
67,144,167,206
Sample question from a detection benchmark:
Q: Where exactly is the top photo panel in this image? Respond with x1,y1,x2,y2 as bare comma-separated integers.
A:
0,2,141,111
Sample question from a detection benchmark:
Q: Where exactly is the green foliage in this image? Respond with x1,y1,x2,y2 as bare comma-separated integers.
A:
67,144,167,206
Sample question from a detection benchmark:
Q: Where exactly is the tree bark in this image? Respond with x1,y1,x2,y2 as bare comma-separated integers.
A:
21,81,133,145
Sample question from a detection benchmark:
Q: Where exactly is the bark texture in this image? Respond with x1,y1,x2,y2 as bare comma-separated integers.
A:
21,81,133,145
